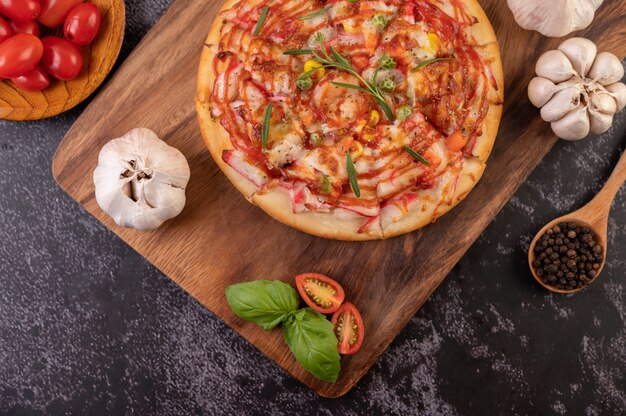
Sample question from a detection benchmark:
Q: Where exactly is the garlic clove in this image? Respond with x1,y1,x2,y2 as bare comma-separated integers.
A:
540,87,582,122
550,106,590,141
93,128,191,231
588,108,614,135
588,52,624,86
528,77,559,108
536,50,577,83
507,0,603,38
557,37,597,77
589,89,617,115
605,82,626,112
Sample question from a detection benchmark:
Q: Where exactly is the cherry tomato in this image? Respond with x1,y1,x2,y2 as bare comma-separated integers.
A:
331,302,364,355
8,19,40,36
63,2,100,46
38,0,83,28
0,16,12,43
0,0,40,22
295,273,345,314
41,36,83,80
0,34,43,78
11,64,50,91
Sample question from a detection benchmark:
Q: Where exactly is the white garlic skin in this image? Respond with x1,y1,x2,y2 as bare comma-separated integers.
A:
606,82,626,112
588,52,625,86
551,106,590,141
558,38,597,77
93,128,191,231
528,38,625,141
507,0,604,38
528,77,559,108
588,109,613,135
540,87,581,122
535,50,576,83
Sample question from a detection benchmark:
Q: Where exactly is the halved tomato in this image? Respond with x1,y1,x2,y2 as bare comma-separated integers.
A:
295,273,345,314
331,302,364,355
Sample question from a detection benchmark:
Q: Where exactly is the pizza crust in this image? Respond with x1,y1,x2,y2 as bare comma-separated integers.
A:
381,157,486,237
252,189,384,240
196,0,258,200
462,0,499,47
196,0,503,241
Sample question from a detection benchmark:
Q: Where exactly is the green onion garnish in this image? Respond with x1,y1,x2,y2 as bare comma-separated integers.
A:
254,5,269,37
298,6,332,20
411,57,452,72
346,151,360,197
403,145,431,166
261,103,273,150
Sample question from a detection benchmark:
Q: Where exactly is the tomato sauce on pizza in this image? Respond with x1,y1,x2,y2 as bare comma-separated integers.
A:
198,0,503,239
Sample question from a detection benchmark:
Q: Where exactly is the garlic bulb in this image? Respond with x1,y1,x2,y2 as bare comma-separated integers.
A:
528,38,626,141
507,0,604,38
93,128,190,231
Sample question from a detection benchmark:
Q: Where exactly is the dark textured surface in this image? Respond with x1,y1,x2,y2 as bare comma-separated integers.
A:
1,1,625,414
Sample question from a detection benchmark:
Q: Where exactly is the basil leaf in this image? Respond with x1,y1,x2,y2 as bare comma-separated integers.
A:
282,308,341,383
225,280,299,330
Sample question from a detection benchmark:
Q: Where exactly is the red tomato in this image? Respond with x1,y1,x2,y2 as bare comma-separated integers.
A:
11,64,50,91
0,34,43,78
63,2,100,46
0,0,40,22
331,302,364,355
38,0,82,28
9,19,40,36
0,16,12,43
41,36,83,80
295,273,345,314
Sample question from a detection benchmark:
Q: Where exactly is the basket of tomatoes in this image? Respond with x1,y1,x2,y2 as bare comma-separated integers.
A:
0,0,125,120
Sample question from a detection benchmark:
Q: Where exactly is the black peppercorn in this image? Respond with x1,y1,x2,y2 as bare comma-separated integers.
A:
531,222,604,291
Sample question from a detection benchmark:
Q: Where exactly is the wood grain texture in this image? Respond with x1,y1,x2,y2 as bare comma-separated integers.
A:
0,0,125,121
51,0,626,398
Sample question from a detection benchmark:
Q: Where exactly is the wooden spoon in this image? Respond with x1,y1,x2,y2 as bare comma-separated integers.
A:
529,150,626,293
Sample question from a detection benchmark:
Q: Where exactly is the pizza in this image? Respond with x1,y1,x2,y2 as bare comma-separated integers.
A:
196,0,504,240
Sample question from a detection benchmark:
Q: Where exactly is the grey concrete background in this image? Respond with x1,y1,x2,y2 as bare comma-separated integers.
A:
0,1,625,414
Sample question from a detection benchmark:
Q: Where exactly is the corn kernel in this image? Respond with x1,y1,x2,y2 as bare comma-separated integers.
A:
342,20,359,34
423,33,439,54
368,110,380,127
304,60,325,79
350,141,364,158
362,133,375,143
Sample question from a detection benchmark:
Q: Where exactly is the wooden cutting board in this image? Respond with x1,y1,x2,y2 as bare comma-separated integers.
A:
52,0,626,398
